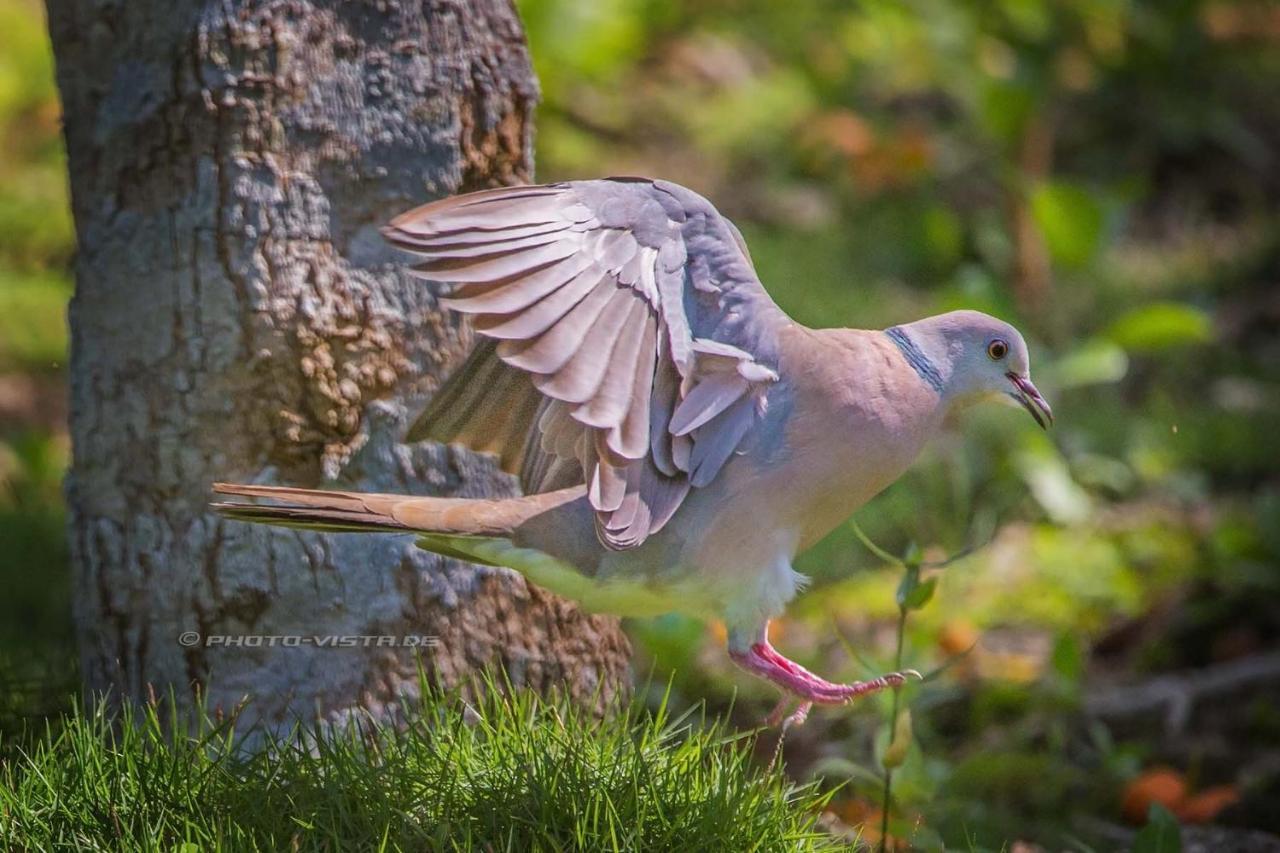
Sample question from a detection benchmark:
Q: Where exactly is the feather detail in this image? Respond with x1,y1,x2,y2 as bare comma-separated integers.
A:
669,372,750,436
535,288,637,404
392,178,787,550
688,395,756,487
497,283,617,374
439,253,595,314
608,309,658,460
473,267,604,340
572,297,647,430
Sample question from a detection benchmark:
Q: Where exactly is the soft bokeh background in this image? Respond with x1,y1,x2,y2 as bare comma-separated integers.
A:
3,0,1279,846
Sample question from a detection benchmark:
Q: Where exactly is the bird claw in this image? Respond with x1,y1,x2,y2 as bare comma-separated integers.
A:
838,669,922,704
890,666,921,686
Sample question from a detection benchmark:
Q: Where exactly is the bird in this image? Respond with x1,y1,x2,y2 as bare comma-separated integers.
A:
212,177,1053,727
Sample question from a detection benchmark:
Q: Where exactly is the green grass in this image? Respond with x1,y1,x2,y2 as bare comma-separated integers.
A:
0,677,842,852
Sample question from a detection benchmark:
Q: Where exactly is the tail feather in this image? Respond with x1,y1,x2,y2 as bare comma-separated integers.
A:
210,482,582,538
210,502,412,534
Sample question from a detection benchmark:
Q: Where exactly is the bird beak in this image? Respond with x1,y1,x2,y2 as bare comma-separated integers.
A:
1006,372,1053,429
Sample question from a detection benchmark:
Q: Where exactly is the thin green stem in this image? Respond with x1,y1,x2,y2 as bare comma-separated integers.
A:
880,763,890,850
851,519,904,567
879,606,908,853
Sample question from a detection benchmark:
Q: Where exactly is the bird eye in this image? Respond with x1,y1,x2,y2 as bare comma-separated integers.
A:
987,339,1008,360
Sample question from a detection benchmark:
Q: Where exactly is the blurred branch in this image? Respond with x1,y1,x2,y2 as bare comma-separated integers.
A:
1085,651,1280,736
1010,108,1056,317
541,101,633,144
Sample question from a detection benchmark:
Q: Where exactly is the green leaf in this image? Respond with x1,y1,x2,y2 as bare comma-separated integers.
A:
1030,181,1104,268
1015,445,1093,525
881,709,913,769
1133,803,1182,853
922,205,963,265
895,565,921,609
902,541,923,568
1106,302,1213,352
903,577,937,611
1050,631,1084,684
979,79,1035,143
1048,338,1129,388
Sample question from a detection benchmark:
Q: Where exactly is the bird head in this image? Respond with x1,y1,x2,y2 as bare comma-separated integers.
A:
890,310,1053,429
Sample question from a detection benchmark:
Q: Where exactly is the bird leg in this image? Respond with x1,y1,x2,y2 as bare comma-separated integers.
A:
728,623,919,726
765,696,811,730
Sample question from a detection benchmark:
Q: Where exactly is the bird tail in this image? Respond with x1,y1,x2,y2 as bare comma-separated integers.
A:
210,482,580,541
214,480,597,583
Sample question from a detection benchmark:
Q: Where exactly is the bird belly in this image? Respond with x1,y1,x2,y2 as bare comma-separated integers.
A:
423,535,721,619
411,471,826,626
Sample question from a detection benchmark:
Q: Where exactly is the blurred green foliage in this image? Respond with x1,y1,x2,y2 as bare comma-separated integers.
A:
0,0,1278,846
518,0,1280,845
0,0,77,732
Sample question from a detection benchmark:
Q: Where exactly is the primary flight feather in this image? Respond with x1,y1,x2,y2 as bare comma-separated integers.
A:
213,177,1053,726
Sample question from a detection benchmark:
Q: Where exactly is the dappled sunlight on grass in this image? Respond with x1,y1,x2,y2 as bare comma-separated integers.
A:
0,678,841,851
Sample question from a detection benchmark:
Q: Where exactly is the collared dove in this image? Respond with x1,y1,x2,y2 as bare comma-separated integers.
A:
213,177,1052,725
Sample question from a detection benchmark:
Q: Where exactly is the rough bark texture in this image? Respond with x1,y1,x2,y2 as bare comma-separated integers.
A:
46,0,630,726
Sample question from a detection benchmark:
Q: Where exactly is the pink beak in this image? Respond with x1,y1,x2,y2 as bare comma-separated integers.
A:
1006,372,1053,429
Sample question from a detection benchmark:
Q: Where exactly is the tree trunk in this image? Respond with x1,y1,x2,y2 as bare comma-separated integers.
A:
46,0,630,727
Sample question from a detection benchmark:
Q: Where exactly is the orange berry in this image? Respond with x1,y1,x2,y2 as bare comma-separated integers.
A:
1175,785,1240,824
938,620,979,655
1121,767,1188,824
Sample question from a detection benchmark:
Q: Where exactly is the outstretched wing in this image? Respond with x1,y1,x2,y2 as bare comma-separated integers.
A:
385,178,790,550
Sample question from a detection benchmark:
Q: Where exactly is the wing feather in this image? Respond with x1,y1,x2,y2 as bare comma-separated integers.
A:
688,395,757,488
498,281,617,375
669,372,750,436
437,254,595,311
572,297,648,431
386,178,788,549
609,310,658,460
533,289,635,404
472,267,604,340
414,241,576,282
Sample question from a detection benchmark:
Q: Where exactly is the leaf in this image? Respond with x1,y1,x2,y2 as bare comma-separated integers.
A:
1048,338,1129,389
1030,181,1104,268
895,565,921,610
1106,302,1213,352
1050,631,1084,685
809,756,884,787
902,541,923,568
1133,803,1182,853
1015,446,1093,525
881,709,912,769
979,79,1034,143
903,577,937,611
922,205,963,264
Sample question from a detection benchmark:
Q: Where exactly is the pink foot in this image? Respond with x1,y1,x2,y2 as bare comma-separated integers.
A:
765,697,812,730
729,629,919,726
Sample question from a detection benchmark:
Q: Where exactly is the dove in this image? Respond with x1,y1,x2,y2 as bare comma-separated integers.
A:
213,177,1052,726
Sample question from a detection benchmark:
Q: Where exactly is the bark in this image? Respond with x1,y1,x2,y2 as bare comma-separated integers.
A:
46,0,630,727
